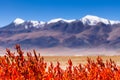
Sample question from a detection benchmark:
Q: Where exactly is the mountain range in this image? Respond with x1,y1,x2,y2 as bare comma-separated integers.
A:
0,15,120,49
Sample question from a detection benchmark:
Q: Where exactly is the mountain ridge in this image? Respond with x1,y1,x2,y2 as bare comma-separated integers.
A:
11,15,120,28
0,15,120,49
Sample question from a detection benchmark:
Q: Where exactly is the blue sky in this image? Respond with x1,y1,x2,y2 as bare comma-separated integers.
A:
0,0,120,27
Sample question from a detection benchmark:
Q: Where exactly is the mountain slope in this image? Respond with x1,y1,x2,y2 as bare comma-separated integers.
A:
0,15,120,49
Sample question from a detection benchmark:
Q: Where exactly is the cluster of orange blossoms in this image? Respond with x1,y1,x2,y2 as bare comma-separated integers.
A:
0,44,120,80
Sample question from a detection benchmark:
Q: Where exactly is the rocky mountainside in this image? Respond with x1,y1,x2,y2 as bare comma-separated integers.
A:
0,15,120,49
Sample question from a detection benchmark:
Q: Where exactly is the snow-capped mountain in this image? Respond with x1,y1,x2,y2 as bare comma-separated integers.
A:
0,15,120,49
81,15,120,25
11,15,120,29
12,18,46,29
30,21,45,27
47,18,75,24
13,18,25,25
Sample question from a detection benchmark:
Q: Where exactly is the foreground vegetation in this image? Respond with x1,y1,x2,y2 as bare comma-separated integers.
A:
0,45,120,80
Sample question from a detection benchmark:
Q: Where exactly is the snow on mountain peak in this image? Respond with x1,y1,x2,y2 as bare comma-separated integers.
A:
30,20,45,27
110,20,120,25
48,18,75,24
13,15,120,27
13,18,25,25
81,15,111,25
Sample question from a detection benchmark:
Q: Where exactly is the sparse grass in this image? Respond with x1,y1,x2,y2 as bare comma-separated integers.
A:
44,56,120,67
